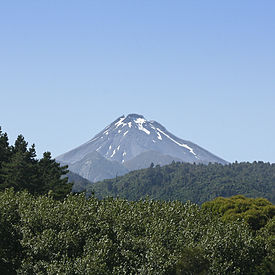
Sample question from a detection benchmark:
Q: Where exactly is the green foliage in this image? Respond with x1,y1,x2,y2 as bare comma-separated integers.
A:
89,161,275,204
255,217,275,274
0,127,72,199
0,190,273,274
37,152,71,200
0,189,23,274
172,247,209,275
202,195,275,230
0,127,12,185
1,139,39,192
0,127,11,165
202,196,275,273
0,127,273,273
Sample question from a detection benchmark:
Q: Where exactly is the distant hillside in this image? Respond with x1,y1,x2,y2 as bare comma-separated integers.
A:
88,161,275,204
67,171,92,193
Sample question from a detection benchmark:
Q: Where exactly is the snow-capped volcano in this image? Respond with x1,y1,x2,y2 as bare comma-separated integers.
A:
57,114,227,182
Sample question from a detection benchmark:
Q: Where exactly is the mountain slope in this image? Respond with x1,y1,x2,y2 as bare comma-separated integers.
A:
123,150,182,171
56,114,227,182
68,151,129,183
57,114,227,165
67,171,92,193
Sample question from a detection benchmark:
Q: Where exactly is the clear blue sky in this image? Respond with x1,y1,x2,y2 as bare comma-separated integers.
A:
1,0,274,163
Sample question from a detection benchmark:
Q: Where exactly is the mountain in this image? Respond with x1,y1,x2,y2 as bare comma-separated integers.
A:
56,114,227,182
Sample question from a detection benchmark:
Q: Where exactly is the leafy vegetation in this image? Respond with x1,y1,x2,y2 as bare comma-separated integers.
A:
89,161,275,204
202,195,275,230
0,127,72,199
0,126,274,273
0,189,274,274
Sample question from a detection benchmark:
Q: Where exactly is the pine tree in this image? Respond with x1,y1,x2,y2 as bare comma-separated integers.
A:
38,152,72,199
12,134,28,154
0,129,72,198
1,136,39,192
0,127,11,164
0,127,12,185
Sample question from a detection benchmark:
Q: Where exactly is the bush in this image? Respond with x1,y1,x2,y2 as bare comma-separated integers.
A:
0,190,272,274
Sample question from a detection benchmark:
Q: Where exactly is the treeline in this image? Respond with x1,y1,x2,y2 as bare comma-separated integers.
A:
0,189,274,274
89,161,275,204
0,127,71,199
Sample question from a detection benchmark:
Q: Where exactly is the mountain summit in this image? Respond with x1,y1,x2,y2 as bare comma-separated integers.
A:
57,114,227,182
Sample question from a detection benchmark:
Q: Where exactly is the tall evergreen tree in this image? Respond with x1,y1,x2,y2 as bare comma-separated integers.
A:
37,152,72,199
0,127,12,185
1,136,39,192
12,134,28,154
0,127,11,164
0,129,72,199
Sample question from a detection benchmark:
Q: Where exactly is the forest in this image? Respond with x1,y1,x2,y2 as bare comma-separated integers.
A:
90,161,275,204
0,128,274,274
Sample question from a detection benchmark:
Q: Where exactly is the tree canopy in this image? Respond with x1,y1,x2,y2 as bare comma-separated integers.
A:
89,161,275,204
202,195,275,230
0,127,72,199
0,189,273,274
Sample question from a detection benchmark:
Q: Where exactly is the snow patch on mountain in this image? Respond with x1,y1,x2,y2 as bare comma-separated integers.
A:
156,127,198,158
110,149,116,158
157,132,162,140
134,118,150,135
115,116,127,128
96,145,102,151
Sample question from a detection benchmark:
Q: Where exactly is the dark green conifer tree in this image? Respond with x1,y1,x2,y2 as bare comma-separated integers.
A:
0,130,72,199
12,134,28,154
0,127,11,164
0,127,12,184
1,135,39,192
38,152,72,199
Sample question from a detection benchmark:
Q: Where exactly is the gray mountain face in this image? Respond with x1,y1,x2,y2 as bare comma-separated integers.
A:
123,151,182,171
56,114,227,182
68,151,128,183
